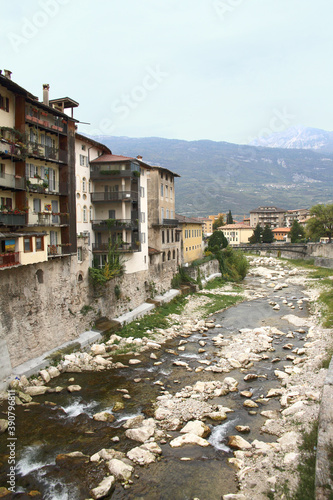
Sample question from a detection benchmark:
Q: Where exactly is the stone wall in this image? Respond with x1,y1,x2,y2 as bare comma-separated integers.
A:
185,259,220,281
0,249,176,380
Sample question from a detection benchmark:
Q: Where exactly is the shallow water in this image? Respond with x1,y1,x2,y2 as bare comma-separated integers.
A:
0,272,310,499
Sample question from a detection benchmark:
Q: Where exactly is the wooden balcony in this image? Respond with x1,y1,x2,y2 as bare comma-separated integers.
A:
0,252,20,268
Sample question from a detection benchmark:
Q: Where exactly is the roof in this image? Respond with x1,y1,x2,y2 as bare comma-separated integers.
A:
175,214,204,225
148,247,161,255
272,227,291,233
90,154,152,170
0,231,47,238
221,224,254,230
49,97,79,108
148,164,180,178
0,74,37,100
250,206,286,213
76,133,111,155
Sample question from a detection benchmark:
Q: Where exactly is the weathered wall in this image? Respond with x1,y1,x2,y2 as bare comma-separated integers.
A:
185,259,220,281
0,249,175,380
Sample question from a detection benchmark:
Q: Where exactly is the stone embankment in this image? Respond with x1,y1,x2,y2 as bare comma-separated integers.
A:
1,256,332,498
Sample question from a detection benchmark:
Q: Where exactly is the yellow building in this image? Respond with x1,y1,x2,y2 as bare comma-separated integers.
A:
176,214,203,264
220,223,254,245
272,227,291,241
208,213,225,226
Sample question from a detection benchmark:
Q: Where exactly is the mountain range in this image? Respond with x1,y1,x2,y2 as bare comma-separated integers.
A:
250,126,333,152
91,128,333,219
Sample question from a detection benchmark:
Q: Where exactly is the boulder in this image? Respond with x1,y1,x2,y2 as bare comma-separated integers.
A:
90,475,115,499
0,419,8,434
48,366,61,379
235,425,250,434
90,344,106,356
127,446,156,465
93,412,115,422
67,385,81,392
227,435,251,450
25,386,48,396
141,442,162,455
129,359,141,365
169,433,210,448
123,415,145,429
39,370,51,383
125,419,155,443
180,420,211,438
107,458,133,480
113,401,124,412
243,399,258,408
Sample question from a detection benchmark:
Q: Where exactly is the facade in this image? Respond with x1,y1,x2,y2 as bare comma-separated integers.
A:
147,163,181,269
197,217,213,237
0,71,77,269
284,209,310,228
176,214,203,264
89,154,149,274
250,206,286,229
220,223,254,245
208,213,225,226
272,227,291,242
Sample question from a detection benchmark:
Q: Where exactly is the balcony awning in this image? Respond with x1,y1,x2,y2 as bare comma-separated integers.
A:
0,231,47,239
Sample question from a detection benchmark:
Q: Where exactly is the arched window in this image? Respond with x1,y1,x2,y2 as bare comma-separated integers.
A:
88,180,92,193
89,206,93,222
168,251,171,261
82,177,87,192
173,250,175,259
83,205,87,222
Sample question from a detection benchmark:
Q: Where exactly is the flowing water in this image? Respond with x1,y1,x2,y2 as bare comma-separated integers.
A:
0,272,310,499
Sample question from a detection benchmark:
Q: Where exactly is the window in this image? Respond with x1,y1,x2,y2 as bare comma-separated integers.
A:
185,230,188,238
168,251,171,260
0,163,4,178
82,144,86,151
33,198,41,213
161,184,164,197
83,205,87,222
82,177,87,192
170,187,173,200
162,231,165,244
171,230,174,243
30,164,38,178
140,187,145,197
35,236,44,251
80,154,88,166
141,233,146,243
167,230,170,243
162,252,165,262
166,209,169,219
141,212,145,223
89,206,93,221
161,208,164,221
173,250,175,259
88,180,92,193
24,237,32,252
77,247,83,262
0,94,9,112
165,186,168,199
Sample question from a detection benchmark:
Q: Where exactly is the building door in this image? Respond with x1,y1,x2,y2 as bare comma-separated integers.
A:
52,200,59,224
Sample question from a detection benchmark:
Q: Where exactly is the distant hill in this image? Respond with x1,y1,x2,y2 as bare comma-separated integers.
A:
90,135,333,219
250,126,333,153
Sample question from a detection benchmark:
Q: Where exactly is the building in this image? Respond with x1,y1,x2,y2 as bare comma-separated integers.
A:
284,209,310,228
0,71,77,269
272,227,291,242
89,153,150,274
197,217,213,237
208,213,225,227
220,223,254,245
146,163,181,269
176,214,203,264
250,206,286,229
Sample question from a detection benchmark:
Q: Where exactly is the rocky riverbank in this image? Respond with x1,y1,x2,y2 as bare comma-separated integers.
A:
0,256,332,499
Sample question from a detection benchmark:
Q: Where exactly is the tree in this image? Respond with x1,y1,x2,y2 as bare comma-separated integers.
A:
249,223,263,244
306,204,333,242
290,219,305,243
207,230,228,252
213,214,225,231
226,210,233,225
262,225,274,243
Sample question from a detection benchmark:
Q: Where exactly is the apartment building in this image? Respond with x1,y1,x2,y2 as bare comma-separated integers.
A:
272,227,291,242
220,223,254,245
284,209,310,228
197,217,213,236
146,163,181,269
0,71,77,269
176,214,203,264
89,153,150,274
250,206,286,229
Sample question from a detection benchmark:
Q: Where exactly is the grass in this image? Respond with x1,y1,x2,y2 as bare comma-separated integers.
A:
110,294,190,340
293,422,319,500
197,292,242,317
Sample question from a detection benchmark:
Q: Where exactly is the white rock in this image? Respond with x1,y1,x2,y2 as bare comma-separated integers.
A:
284,452,299,465
180,420,210,438
107,458,133,480
129,359,141,365
127,446,156,465
39,370,51,383
170,433,210,448
90,344,106,356
67,385,81,392
25,386,48,396
48,366,60,379
90,475,115,499
227,435,251,450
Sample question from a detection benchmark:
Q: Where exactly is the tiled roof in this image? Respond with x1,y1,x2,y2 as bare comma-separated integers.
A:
221,224,254,229
175,214,204,224
272,227,291,232
90,154,134,163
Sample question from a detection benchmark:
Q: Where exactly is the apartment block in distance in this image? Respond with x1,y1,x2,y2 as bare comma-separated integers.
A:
220,223,254,246
176,214,203,264
146,162,181,269
250,206,286,229
0,70,77,269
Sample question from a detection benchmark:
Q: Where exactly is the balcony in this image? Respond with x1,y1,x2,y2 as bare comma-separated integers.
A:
0,212,26,226
0,140,26,160
92,242,139,253
0,252,20,269
26,178,68,195
28,212,69,227
152,218,179,227
47,244,72,257
0,172,25,190
90,166,139,180
27,142,68,163
26,109,68,134
92,219,138,231
91,191,138,203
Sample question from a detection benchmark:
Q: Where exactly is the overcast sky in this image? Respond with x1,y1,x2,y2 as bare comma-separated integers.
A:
2,0,333,144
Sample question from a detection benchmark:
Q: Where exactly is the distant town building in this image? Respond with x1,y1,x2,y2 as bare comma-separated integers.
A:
272,227,291,242
220,223,254,245
176,214,203,264
284,209,310,228
196,217,213,237
250,206,286,229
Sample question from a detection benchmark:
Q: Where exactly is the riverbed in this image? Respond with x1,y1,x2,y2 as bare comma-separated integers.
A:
0,256,330,499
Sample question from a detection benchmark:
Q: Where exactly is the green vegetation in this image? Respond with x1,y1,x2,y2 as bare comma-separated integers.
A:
217,246,250,281
46,342,80,366
89,237,125,288
262,224,274,243
171,266,197,289
207,230,228,252
112,295,190,339
290,219,305,243
306,203,333,242
191,255,215,266
249,223,263,244
197,292,242,317
212,214,225,230
114,284,121,300
80,305,94,316
226,210,233,225
293,422,319,500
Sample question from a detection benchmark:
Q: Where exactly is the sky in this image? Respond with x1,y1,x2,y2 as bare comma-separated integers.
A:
2,0,333,144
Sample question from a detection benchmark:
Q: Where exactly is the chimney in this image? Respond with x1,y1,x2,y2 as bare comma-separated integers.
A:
4,69,12,80
137,155,142,160
43,84,50,106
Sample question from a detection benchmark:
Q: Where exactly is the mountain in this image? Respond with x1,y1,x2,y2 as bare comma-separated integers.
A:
250,126,333,153
90,135,333,219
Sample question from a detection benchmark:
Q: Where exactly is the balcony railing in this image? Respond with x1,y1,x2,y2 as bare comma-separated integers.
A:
0,252,20,268
0,140,25,159
27,142,68,163
91,191,138,202
92,219,138,231
0,172,25,190
90,167,138,179
152,218,179,227
92,242,139,253
47,244,72,257
0,213,26,226
26,108,68,134
28,212,69,227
